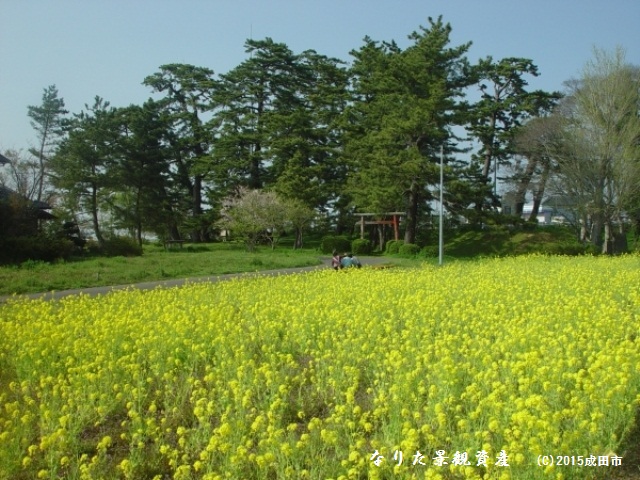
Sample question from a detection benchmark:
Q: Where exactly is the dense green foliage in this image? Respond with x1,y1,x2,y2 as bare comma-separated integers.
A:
398,242,420,256
2,19,638,264
0,235,75,265
385,240,405,254
350,238,372,255
422,226,588,258
320,235,351,255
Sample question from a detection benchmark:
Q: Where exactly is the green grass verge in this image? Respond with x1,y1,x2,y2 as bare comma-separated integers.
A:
0,226,620,296
442,225,583,257
0,243,324,296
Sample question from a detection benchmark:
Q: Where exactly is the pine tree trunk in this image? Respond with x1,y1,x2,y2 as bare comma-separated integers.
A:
90,183,104,246
528,160,550,222
514,158,538,216
528,197,542,223
404,181,419,245
191,174,204,242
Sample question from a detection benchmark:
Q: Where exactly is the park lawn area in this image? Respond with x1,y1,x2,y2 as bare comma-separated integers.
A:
0,243,326,296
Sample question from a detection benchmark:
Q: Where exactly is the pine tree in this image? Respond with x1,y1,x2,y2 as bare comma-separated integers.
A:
27,85,68,202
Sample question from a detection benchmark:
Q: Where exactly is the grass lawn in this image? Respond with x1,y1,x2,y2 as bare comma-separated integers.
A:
1,225,622,296
0,243,330,296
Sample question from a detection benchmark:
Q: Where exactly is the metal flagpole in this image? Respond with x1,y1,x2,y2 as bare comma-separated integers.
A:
439,145,444,266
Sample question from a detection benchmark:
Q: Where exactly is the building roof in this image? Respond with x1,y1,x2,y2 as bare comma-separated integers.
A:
0,153,10,165
0,185,53,212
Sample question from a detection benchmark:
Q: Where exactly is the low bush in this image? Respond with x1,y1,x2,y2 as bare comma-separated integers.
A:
420,245,439,258
0,235,75,265
385,240,405,254
351,238,372,255
84,239,102,256
101,236,143,257
445,228,511,257
320,235,351,254
398,243,420,256
542,241,589,256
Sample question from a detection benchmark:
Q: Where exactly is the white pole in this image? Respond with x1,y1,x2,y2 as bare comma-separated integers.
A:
439,145,444,266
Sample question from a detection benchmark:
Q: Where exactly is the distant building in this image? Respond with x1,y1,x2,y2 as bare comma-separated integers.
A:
501,192,572,225
521,204,554,225
0,185,55,235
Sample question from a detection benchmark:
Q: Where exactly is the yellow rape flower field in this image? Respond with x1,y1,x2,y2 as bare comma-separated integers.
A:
2,255,640,480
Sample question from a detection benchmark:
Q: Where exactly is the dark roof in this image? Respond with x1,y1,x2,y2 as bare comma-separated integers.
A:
0,185,52,210
0,153,10,165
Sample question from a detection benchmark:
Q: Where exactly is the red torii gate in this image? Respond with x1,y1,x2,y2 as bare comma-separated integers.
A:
354,212,404,241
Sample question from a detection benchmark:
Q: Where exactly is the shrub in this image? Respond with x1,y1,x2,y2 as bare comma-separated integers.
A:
421,245,439,258
351,239,372,255
102,236,143,257
445,228,511,257
385,240,405,254
399,243,420,256
320,235,351,254
542,241,588,256
584,243,600,255
0,235,75,264
84,239,102,256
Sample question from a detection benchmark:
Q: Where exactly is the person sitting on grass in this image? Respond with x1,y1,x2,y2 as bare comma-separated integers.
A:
341,253,361,269
331,250,342,270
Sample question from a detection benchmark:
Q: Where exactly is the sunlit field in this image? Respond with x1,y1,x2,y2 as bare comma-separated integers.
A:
2,255,640,480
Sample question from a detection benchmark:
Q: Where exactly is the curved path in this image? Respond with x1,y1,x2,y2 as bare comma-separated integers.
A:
0,256,394,303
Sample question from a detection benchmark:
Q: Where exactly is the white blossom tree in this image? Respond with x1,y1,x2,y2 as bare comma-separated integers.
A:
218,188,294,251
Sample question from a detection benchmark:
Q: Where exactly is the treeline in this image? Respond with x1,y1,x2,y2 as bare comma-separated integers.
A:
4,17,639,256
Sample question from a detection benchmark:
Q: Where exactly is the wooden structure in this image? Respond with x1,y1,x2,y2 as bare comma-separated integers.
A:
354,212,404,241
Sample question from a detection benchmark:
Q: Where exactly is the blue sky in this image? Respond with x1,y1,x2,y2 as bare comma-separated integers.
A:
1,0,638,151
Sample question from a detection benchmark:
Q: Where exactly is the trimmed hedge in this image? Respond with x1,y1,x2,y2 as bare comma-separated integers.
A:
351,239,372,255
320,235,351,254
398,243,420,256
102,237,143,257
420,245,439,258
385,240,405,254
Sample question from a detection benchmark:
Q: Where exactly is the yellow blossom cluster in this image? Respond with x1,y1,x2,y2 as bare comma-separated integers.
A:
1,255,640,479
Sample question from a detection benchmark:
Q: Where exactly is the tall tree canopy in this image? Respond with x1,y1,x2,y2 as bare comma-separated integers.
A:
27,85,68,202
466,57,561,202
109,101,176,245
211,39,302,192
343,17,473,243
143,64,218,241
28,19,570,248
210,39,348,214
50,97,118,245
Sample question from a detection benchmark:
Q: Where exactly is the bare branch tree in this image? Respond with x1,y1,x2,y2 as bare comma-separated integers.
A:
550,47,640,253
